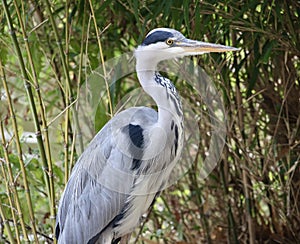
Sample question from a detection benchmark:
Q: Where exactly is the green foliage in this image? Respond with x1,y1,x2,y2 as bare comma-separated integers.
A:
0,0,299,243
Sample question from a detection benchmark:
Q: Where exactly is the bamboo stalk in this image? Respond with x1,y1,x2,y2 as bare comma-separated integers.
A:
220,160,239,243
68,0,88,175
75,0,87,152
88,0,113,118
69,1,86,174
44,0,84,185
235,58,255,243
2,0,50,198
0,124,18,244
67,0,90,175
0,200,15,244
191,150,212,243
242,167,255,244
44,0,71,186
63,87,70,185
0,55,34,242
63,0,70,184
12,0,56,230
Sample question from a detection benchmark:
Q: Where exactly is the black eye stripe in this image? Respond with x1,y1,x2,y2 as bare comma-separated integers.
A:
142,31,174,46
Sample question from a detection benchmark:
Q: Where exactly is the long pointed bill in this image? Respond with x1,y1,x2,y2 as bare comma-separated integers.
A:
177,39,239,53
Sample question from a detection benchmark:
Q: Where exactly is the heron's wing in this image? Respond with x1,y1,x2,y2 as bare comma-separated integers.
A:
56,107,157,243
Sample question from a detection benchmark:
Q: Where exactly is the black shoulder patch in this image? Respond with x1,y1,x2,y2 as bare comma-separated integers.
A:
171,120,175,130
88,232,101,244
174,124,178,141
123,124,144,170
131,158,142,170
55,223,60,240
128,124,144,148
142,31,174,46
87,212,119,243
112,211,125,228
112,237,121,244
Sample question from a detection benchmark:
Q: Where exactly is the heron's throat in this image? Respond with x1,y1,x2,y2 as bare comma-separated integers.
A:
136,61,183,125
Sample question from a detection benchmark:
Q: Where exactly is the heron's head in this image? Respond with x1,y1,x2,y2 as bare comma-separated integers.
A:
135,28,239,64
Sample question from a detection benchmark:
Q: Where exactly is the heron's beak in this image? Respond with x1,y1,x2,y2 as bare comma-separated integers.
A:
176,39,239,53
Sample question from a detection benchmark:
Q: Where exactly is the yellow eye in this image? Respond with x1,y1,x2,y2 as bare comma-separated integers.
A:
166,39,174,45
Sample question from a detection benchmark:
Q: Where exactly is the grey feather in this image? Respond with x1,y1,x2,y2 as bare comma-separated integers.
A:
56,107,176,243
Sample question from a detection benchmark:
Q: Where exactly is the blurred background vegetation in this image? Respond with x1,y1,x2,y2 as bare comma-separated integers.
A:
0,0,299,243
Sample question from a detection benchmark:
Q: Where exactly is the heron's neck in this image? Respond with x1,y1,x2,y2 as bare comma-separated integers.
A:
136,60,183,127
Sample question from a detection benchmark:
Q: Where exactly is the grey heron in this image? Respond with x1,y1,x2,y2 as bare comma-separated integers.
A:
55,28,238,243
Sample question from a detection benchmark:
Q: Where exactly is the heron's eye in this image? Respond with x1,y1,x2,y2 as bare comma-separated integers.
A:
166,39,174,46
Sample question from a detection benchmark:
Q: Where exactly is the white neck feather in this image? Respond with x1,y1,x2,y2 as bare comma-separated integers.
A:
136,58,183,128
